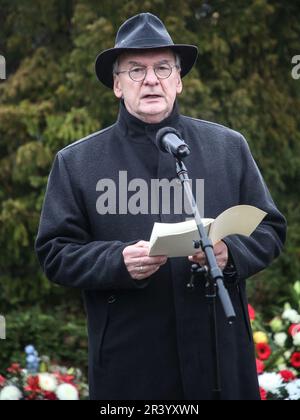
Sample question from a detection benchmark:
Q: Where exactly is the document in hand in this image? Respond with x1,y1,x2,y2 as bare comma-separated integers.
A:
149,205,267,258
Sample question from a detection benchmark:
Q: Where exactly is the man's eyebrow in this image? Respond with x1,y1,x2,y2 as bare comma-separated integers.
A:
127,61,143,66
127,59,171,66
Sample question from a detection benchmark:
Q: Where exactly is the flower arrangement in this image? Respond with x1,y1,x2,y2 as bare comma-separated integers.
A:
250,282,300,400
0,346,88,400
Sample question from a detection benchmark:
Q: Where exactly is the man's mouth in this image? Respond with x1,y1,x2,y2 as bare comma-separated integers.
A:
142,94,162,99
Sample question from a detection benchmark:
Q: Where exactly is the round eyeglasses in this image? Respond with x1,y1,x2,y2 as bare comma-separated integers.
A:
115,63,179,82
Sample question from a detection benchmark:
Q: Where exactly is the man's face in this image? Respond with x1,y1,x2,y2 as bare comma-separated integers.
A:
113,49,183,124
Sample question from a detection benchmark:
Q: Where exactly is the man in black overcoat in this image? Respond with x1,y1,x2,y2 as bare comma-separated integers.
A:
35,13,287,400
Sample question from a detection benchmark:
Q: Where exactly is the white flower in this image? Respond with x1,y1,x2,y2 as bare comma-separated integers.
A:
286,380,300,400
278,364,288,371
293,332,300,347
284,350,292,359
276,357,287,371
258,373,283,395
282,309,300,324
56,383,79,400
274,332,288,348
0,385,22,400
38,373,57,392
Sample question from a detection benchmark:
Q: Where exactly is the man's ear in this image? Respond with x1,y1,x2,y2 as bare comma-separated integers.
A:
113,76,123,99
176,75,183,94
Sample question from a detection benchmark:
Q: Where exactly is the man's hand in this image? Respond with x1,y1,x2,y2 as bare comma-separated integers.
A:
123,241,168,281
188,241,229,271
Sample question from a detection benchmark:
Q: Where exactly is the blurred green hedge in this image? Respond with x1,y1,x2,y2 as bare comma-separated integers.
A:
0,305,88,375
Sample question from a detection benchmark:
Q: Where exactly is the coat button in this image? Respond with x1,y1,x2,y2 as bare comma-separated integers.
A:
108,295,116,304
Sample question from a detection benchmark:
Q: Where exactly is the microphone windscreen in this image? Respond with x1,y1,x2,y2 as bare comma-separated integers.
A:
155,127,181,151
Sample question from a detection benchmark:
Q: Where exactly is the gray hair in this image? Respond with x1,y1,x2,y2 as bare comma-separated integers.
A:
113,51,181,75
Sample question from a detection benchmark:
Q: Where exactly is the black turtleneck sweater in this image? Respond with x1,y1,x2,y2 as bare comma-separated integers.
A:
35,100,286,400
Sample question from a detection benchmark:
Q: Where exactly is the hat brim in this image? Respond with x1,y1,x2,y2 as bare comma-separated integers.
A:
95,44,198,89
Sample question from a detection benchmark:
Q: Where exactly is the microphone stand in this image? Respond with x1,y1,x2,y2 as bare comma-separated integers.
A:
175,158,236,401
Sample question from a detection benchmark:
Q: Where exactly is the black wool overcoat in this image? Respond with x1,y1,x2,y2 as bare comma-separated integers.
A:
36,102,286,400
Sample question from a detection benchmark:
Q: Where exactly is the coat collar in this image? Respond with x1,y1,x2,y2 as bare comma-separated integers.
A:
117,100,180,144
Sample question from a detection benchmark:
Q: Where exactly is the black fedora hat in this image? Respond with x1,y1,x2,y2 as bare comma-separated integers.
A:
95,13,198,89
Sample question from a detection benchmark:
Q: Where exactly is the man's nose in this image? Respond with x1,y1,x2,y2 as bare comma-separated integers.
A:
143,67,159,85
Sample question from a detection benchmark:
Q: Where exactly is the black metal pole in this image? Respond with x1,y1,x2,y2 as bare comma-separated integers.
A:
176,159,236,322
176,158,236,400
206,275,222,400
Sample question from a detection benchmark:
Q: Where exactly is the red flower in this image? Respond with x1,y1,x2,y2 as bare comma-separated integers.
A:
279,370,296,383
0,375,6,386
54,372,75,384
25,393,39,400
288,324,300,337
256,343,272,361
25,375,40,392
7,363,21,374
260,387,267,401
290,352,300,369
43,391,57,400
248,304,256,321
256,359,265,374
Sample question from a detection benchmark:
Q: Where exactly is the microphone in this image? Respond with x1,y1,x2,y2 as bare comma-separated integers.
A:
156,127,191,159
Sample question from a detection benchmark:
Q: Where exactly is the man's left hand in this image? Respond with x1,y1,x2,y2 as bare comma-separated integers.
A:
188,241,228,271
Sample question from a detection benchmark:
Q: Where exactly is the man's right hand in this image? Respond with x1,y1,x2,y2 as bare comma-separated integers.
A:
123,241,168,281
